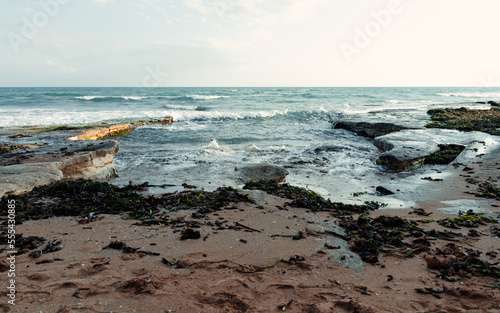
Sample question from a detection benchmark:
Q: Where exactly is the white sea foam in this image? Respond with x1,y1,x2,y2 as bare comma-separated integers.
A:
166,109,289,122
0,108,172,127
436,92,500,98
340,101,428,115
247,144,260,151
75,96,147,101
186,95,230,100
204,138,220,150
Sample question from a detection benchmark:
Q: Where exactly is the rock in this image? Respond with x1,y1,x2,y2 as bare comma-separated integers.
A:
373,130,440,172
69,117,173,140
376,186,395,196
475,101,486,104
0,141,119,198
237,164,289,183
333,121,410,138
488,100,500,107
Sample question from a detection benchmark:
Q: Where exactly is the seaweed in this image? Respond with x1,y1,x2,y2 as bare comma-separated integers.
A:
432,243,500,281
424,144,465,165
243,180,384,216
475,181,500,199
426,107,500,135
437,210,498,229
0,179,254,224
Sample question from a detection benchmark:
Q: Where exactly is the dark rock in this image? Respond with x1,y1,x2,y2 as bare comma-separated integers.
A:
333,121,409,138
237,164,289,183
475,102,486,104
376,186,395,196
488,101,499,106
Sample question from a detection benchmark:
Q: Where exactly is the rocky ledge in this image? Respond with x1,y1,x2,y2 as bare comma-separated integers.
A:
0,117,173,198
333,113,493,172
0,141,118,198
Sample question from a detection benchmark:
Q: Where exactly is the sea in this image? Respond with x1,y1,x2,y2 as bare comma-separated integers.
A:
1,87,499,204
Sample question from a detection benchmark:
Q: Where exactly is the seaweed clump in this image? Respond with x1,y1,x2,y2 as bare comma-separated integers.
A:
0,180,255,224
424,144,465,165
426,107,500,135
429,243,500,281
0,179,162,220
338,215,425,263
243,180,383,216
338,214,500,280
475,181,500,200
437,210,498,229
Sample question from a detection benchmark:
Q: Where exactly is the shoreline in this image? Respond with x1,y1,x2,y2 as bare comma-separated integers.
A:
1,109,499,312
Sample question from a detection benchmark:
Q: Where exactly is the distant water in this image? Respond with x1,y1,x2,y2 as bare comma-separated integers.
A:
1,87,499,200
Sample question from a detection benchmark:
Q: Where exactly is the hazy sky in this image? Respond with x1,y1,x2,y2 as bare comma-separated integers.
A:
1,0,499,87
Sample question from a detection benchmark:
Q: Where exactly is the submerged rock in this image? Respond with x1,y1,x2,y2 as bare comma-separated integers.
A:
333,121,412,138
237,165,289,183
376,186,395,196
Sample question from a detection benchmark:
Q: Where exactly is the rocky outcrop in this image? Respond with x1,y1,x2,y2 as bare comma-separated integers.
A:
0,141,119,198
488,101,499,107
0,117,174,198
373,130,440,172
69,117,173,140
333,121,411,138
236,165,289,183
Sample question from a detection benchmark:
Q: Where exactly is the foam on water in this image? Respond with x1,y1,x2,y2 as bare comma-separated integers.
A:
75,96,147,101
187,95,230,100
3,86,500,201
436,92,500,98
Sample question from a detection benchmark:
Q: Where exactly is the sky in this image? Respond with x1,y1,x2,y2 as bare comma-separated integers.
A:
1,0,499,87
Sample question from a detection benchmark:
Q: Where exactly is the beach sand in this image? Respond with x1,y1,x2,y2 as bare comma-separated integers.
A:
4,157,500,313
1,125,499,313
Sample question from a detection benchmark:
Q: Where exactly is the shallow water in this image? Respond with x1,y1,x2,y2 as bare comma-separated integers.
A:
1,87,499,201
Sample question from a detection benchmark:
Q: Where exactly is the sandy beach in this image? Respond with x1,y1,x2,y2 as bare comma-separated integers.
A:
1,123,499,312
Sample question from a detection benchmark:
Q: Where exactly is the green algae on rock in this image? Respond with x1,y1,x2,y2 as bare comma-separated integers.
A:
426,107,500,135
424,144,465,165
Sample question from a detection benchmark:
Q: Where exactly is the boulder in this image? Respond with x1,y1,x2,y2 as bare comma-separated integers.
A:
236,164,289,183
373,130,440,172
488,100,500,107
333,121,410,138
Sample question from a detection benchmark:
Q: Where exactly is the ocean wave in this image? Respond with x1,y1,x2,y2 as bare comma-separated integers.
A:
339,102,428,115
436,92,500,98
169,95,230,101
166,109,290,123
75,96,147,101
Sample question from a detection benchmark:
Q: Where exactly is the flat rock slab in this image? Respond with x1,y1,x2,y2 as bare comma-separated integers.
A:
373,129,491,172
333,121,414,138
0,133,119,198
